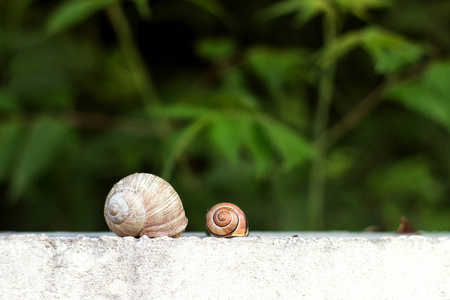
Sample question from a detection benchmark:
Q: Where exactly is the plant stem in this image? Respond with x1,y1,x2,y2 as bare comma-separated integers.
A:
106,4,160,108
319,81,388,149
306,10,337,230
319,60,432,149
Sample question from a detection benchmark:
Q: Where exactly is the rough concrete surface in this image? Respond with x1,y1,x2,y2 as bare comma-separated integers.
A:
0,232,449,299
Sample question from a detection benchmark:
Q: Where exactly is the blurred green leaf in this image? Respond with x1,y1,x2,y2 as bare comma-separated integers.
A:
321,27,424,74
258,0,305,22
257,116,314,171
131,0,151,19
212,89,259,112
11,117,70,200
46,0,120,35
162,116,212,179
246,47,311,129
0,123,24,180
195,37,236,62
319,30,362,67
326,148,354,180
186,0,236,28
0,90,19,112
258,0,333,25
150,105,213,119
362,28,424,74
242,117,273,176
369,156,442,204
335,0,392,18
387,60,450,131
246,46,311,92
219,69,259,110
209,115,241,164
7,40,80,109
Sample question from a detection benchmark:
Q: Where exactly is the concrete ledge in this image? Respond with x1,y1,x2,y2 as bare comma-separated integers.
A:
1,232,449,299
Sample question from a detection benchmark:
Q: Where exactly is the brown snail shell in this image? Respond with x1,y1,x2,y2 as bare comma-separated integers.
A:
205,203,249,238
104,173,188,238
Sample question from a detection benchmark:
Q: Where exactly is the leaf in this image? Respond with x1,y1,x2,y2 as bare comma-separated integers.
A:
195,37,236,62
11,117,70,200
213,85,259,111
0,123,24,180
335,0,392,19
186,0,236,28
321,27,424,74
257,116,314,171
319,30,363,68
131,0,151,19
258,0,333,25
46,0,121,35
258,0,304,22
386,60,450,131
208,115,241,164
162,116,211,179
241,117,273,176
150,105,213,119
362,28,424,74
246,46,310,92
219,70,259,110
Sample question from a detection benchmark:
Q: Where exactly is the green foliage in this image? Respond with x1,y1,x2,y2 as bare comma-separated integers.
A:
370,156,442,204
186,0,235,28
259,0,392,24
387,60,450,131
1,0,450,232
132,0,151,19
196,37,236,62
12,117,71,200
46,0,121,35
258,0,334,25
246,46,313,90
369,156,443,229
208,115,241,165
321,27,425,74
156,106,314,178
0,91,19,112
0,123,23,180
257,116,313,172
335,0,392,19
162,115,211,179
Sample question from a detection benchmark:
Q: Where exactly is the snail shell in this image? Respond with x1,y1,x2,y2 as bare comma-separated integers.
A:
104,173,188,238
205,203,249,238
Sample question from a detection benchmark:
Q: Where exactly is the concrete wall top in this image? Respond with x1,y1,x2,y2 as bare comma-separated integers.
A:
1,232,449,299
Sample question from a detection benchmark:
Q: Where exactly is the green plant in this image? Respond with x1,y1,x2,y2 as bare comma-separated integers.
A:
1,0,450,232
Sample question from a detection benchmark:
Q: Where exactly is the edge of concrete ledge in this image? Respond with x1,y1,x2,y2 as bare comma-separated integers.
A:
1,232,449,300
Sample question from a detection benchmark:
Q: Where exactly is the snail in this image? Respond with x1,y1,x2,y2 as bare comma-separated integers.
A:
205,203,249,238
104,173,188,238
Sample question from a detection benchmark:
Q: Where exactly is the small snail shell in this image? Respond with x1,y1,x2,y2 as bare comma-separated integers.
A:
205,203,249,238
104,173,188,238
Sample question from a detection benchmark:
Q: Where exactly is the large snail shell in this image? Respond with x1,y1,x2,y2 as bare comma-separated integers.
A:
205,203,249,238
104,173,188,238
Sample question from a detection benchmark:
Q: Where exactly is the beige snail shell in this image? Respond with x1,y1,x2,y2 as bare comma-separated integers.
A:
205,203,249,238
104,173,188,238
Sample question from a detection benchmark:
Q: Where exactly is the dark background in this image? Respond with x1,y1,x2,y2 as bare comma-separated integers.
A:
1,0,450,233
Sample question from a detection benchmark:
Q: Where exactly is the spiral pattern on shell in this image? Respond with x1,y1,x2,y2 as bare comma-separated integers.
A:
104,173,188,238
205,203,249,238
